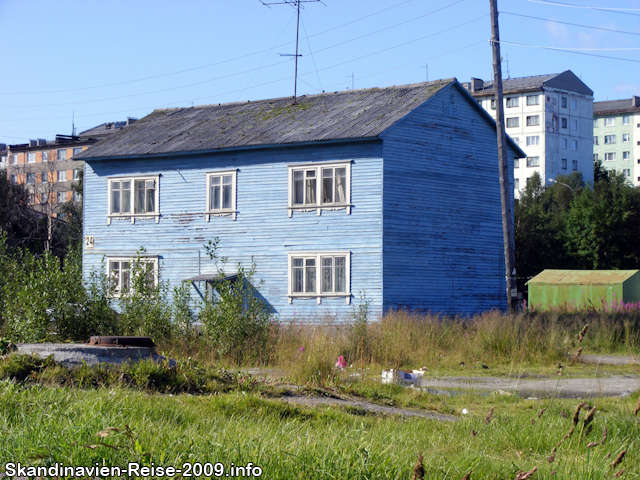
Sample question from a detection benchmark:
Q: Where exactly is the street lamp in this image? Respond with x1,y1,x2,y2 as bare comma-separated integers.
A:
548,178,574,192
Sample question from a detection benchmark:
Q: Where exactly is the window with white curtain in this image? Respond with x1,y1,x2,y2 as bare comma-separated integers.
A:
107,175,160,224
206,170,237,220
288,161,351,216
288,251,351,304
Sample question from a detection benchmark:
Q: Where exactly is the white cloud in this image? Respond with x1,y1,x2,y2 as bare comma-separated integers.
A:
612,84,640,95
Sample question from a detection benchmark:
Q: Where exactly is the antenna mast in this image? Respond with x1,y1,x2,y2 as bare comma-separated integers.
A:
260,0,324,104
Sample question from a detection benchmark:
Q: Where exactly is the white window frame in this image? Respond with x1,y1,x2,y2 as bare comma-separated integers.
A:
604,135,616,145
205,169,237,221
623,151,630,160
287,251,351,304
526,156,540,167
604,117,615,127
561,138,568,149
107,174,160,225
526,95,539,106
593,119,598,128
623,169,630,178
571,119,578,131
57,170,67,181
26,173,35,185
593,136,599,145
605,152,616,161
571,98,577,110
572,140,578,151
623,116,630,125
107,256,158,298
288,161,351,217
72,147,83,157
623,134,630,143
57,191,66,203
27,152,36,163
58,149,67,161
506,117,519,128
514,158,519,169
526,136,539,146
73,168,81,180
526,115,540,126
506,97,519,108
10,154,17,165
561,97,568,108
42,151,49,162
514,178,520,190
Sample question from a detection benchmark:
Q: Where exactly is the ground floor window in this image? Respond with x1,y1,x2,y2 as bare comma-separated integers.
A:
107,256,158,296
288,251,351,304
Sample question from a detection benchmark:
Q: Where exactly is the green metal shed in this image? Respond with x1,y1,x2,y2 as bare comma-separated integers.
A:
527,270,640,310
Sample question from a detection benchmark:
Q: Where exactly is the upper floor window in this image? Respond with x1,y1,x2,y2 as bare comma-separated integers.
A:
288,161,351,216
10,175,17,185
26,173,35,184
514,158,520,169
108,175,159,224
605,152,616,161
526,95,539,106
0,155,5,164
571,98,577,110
206,170,237,221
526,136,539,146
514,178,520,190
72,147,83,157
526,115,540,126
526,156,540,167
561,138,568,149
58,170,67,181
27,152,36,163
623,151,630,160
623,134,630,143
571,119,578,131
572,160,578,171
604,135,616,144
42,151,49,162
41,172,48,183
506,97,519,108
593,119,598,128
490,99,496,109
288,251,351,304
73,169,81,180
10,154,17,165
623,116,630,125
506,117,519,128
57,191,66,203
593,136,599,145
561,158,567,170
572,140,578,151
561,118,567,129
604,117,615,127
561,97,568,108
58,149,67,161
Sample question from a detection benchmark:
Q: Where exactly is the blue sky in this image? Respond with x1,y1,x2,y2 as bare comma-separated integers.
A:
1,0,639,145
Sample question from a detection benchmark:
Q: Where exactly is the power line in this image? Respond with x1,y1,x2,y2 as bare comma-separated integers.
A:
523,0,640,17
496,40,640,63
502,11,640,37
1,23,488,124
2,1,469,110
0,0,417,96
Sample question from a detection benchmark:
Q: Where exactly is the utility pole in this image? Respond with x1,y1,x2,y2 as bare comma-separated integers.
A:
261,0,324,104
489,0,517,312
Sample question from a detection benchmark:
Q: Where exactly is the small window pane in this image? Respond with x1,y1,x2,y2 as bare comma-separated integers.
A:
335,168,347,203
305,170,316,205
135,180,145,213
122,181,131,213
322,257,333,293
293,170,304,205
335,257,346,292
322,168,333,204
146,180,155,213
111,181,121,213
222,175,232,209
305,258,316,293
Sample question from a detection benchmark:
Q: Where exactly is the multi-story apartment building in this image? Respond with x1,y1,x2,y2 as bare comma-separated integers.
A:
593,96,640,185
0,144,7,170
7,136,92,217
464,70,594,195
6,118,137,217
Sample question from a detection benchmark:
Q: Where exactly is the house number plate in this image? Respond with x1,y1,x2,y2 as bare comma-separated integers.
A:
85,236,95,249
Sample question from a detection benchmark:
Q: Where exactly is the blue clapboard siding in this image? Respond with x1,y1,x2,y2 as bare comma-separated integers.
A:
380,83,517,315
83,141,384,322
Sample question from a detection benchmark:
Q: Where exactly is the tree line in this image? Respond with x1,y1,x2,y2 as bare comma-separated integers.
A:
515,160,640,295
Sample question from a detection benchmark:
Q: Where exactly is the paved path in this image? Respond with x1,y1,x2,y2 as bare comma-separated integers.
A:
419,374,640,398
279,394,457,421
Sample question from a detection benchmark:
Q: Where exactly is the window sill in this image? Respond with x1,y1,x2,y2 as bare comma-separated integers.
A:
288,204,352,217
205,209,237,221
107,214,160,225
287,293,351,305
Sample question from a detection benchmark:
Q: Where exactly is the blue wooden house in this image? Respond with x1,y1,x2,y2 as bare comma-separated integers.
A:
77,79,524,321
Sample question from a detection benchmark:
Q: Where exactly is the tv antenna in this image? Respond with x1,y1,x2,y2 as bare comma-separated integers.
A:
260,0,325,104
419,63,428,82
346,72,354,90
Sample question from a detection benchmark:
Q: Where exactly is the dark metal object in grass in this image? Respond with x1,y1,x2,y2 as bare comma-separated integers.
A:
87,336,155,349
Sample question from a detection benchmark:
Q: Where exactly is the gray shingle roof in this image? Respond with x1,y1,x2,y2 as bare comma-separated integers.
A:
470,70,593,97
594,97,640,116
76,80,455,160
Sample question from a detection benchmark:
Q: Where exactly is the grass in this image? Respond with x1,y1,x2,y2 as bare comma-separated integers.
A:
0,381,638,479
1,309,639,478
